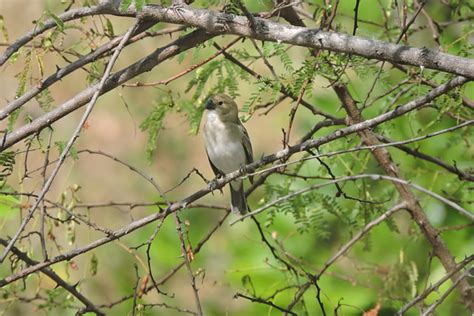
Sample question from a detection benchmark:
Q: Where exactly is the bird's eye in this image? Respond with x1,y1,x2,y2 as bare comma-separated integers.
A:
218,101,224,105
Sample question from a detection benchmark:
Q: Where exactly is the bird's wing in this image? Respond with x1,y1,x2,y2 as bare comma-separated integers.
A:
238,123,254,183
206,149,224,177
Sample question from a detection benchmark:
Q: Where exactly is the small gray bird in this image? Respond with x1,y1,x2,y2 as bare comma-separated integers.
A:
203,94,253,214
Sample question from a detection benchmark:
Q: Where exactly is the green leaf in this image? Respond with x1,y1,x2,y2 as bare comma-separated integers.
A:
140,101,168,161
90,253,98,276
105,18,114,37
241,274,256,296
120,0,133,11
55,141,79,160
47,12,64,32
0,194,19,219
179,99,204,135
36,88,55,112
135,0,145,11
9,50,32,130
0,15,9,42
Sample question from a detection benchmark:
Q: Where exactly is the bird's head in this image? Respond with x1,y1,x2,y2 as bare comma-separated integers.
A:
205,94,239,123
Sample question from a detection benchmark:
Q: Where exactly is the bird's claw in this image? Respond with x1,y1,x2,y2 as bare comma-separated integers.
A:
208,179,218,192
167,3,186,18
239,164,248,176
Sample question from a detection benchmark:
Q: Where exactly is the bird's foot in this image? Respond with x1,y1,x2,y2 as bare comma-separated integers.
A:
208,179,218,192
207,178,224,195
239,164,250,178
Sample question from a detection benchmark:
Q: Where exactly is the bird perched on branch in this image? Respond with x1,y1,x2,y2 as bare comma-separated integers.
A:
203,94,253,214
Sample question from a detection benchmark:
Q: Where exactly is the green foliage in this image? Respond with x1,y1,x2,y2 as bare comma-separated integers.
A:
120,0,133,11
54,141,79,160
186,60,222,101
242,79,267,114
90,253,98,276
262,42,294,73
0,194,19,219
9,50,32,131
86,60,105,84
119,0,145,11
38,287,75,312
46,12,65,33
0,151,16,219
382,252,419,301
241,274,256,295
35,88,55,112
104,18,114,37
177,99,203,135
0,151,15,190
262,182,335,239
289,57,317,96
0,15,8,42
140,100,169,161
223,0,240,15
15,50,32,98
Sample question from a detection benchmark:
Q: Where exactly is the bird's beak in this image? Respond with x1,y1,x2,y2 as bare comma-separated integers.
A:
205,99,216,110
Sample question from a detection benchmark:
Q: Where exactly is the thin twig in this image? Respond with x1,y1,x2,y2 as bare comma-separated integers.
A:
317,202,408,278
0,22,140,263
397,255,474,315
230,174,472,224
173,213,203,316
234,292,297,315
421,266,473,315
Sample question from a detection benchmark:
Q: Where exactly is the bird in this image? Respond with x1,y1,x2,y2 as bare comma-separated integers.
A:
203,94,253,215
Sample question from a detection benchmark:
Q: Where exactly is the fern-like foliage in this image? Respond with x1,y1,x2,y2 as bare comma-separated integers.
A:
0,151,15,189
9,49,32,131
36,88,55,112
262,181,336,240
140,100,169,162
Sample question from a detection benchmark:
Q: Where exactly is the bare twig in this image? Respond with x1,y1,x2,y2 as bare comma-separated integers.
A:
173,213,203,315
230,174,472,224
234,292,297,315
397,255,474,315
422,266,473,315
0,238,105,316
0,22,140,263
317,202,408,277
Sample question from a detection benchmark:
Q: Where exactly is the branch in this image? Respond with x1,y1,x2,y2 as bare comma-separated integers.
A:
397,255,474,315
132,5,474,78
0,23,183,121
234,292,297,315
376,132,474,182
422,266,473,315
0,3,111,66
317,202,408,277
0,75,469,287
0,29,214,151
0,238,105,316
0,22,140,263
230,174,472,224
173,213,203,315
334,82,474,311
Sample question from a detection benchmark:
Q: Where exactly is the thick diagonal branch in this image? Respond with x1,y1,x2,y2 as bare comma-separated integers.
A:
131,6,474,78
0,29,214,151
333,83,474,312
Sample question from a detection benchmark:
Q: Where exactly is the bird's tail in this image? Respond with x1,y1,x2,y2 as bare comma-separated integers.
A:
229,181,247,215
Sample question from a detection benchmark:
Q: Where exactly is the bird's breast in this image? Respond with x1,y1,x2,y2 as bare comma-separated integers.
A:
204,118,246,174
